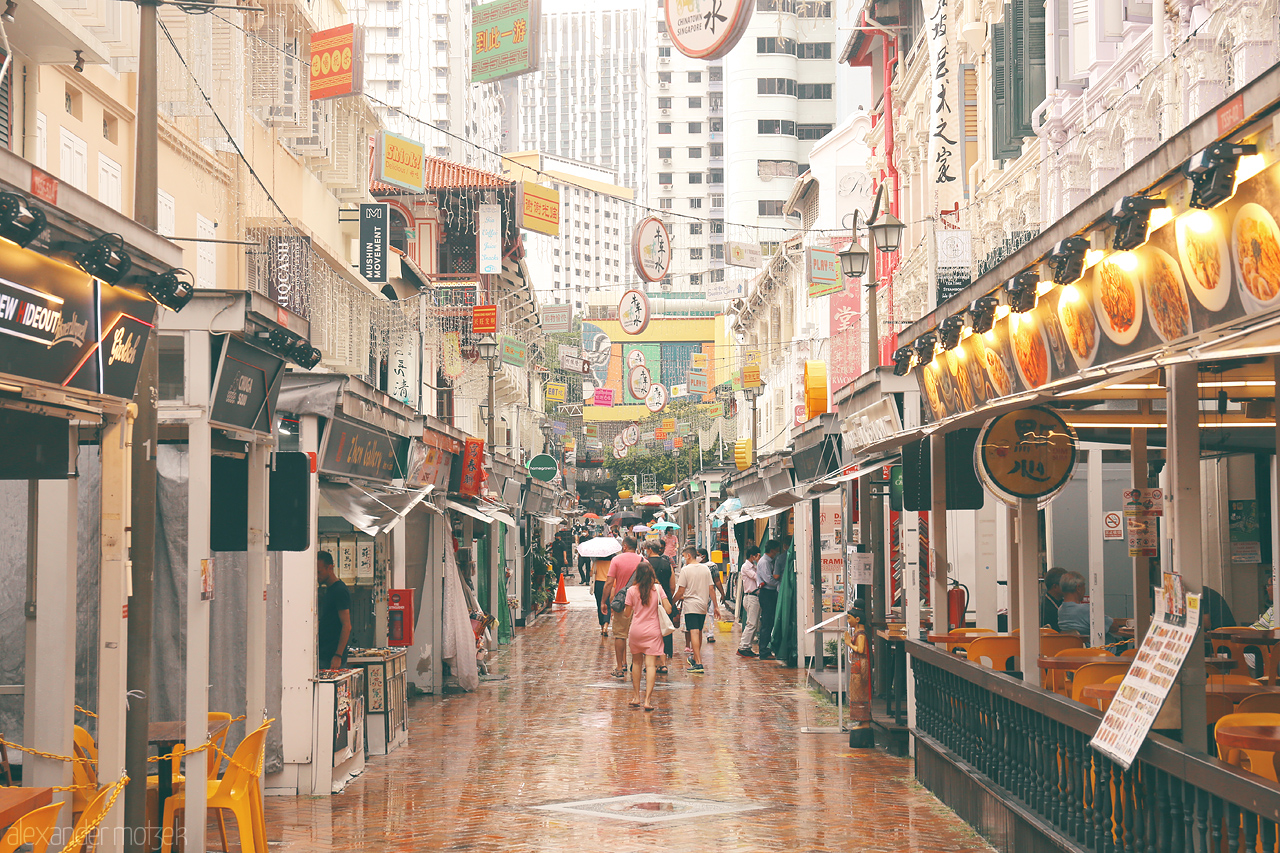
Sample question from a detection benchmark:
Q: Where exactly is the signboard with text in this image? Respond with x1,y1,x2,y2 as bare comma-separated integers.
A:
472,0,540,83
359,203,389,283
309,24,363,100
500,334,527,367
472,304,498,335
320,416,407,482
806,245,841,298
519,182,560,235
208,335,285,434
375,131,426,193
477,203,502,274
542,304,572,332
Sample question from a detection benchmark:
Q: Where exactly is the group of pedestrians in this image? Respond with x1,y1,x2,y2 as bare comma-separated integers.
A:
736,539,783,660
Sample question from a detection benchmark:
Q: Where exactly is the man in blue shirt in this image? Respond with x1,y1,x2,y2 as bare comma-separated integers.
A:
755,540,783,660
1057,571,1123,641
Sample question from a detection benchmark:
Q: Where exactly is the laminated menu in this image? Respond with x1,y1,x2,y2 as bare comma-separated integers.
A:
1090,589,1201,769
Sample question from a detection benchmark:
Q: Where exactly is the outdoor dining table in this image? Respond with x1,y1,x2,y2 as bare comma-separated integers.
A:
1039,654,1237,671
1213,724,1280,752
1082,681,1280,706
149,718,231,835
0,786,52,833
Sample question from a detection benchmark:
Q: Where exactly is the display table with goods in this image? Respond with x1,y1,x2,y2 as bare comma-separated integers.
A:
311,668,366,793
346,648,409,756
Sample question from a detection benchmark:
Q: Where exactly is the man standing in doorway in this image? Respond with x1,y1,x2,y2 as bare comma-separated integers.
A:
317,551,352,671
755,540,783,660
601,537,642,678
737,546,762,657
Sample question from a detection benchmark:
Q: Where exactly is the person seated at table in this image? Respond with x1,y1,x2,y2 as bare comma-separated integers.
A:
1244,568,1275,675
1040,566,1068,631
1056,571,1124,643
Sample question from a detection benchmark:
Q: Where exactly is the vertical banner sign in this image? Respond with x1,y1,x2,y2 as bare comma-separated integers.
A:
472,304,498,334
925,0,960,215
830,285,862,390
266,235,311,319
458,438,486,497
472,0,540,84
934,229,972,306
309,24,363,100
478,203,502,275
359,203,389,283
388,331,418,406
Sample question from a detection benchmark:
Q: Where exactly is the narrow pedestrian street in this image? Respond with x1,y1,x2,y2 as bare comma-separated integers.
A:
262,585,994,853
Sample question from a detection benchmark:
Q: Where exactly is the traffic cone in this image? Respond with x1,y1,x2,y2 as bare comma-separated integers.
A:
553,573,570,606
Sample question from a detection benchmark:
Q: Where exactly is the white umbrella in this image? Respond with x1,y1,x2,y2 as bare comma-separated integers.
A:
632,525,652,534
578,537,624,558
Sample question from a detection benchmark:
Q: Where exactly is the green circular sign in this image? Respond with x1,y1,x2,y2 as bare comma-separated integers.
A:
528,454,559,482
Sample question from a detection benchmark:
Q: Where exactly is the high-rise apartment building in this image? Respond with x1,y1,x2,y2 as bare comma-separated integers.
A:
512,5,647,197
724,0,838,246
646,5,726,296
352,0,503,166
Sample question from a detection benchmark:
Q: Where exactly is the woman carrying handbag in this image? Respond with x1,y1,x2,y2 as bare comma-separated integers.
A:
622,561,672,712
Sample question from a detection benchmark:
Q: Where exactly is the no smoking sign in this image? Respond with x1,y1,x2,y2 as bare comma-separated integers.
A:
1102,511,1123,541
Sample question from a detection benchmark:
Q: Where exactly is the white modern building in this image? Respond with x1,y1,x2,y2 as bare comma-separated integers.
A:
723,0,838,248
351,0,503,166
512,4,647,197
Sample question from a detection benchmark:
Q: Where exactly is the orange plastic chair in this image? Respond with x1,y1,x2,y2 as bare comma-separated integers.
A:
1208,674,1264,686
1212,629,1254,677
1235,692,1280,714
67,777,127,853
1119,648,1139,658
1071,662,1130,709
1045,647,1110,696
1040,634,1086,656
1215,712,1280,782
71,727,100,820
160,722,270,853
0,801,63,853
966,636,1021,672
943,627,996,653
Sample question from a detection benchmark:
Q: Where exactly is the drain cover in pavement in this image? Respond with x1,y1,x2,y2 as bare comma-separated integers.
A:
534,793,763,824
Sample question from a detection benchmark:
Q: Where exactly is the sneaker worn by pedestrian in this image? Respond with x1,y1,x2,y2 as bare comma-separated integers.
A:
686,655,697,668
688,664,705,674
706,633,716,643
758,652,775,660
737,648,756,657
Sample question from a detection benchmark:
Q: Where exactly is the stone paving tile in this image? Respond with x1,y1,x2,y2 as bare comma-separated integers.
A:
259,584,995,852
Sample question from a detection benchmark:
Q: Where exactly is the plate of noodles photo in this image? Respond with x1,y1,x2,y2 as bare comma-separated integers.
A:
1232,202,1280,313
1143,247,1193,344
922,363,946,419
1091,255,1145,346
1010,315,1051,390
976,333,1014,398
1055,284,1100,369
945,349,975,410
1175,212,1230,312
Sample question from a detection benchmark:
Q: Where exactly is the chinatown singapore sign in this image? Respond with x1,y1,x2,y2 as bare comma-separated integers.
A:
619,288,651,335
631,217,671,283
665,0,754,60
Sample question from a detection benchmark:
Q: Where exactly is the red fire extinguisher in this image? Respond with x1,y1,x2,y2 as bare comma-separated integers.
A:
948,580,969,631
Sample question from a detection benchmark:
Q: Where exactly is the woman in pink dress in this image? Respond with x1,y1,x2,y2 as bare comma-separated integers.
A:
623,561,671,711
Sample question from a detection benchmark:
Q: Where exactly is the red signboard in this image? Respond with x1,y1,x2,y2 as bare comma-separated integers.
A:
30,169,57,204
310,24,363,100
1218,94,1245,137
829,285,862,392
458,437,486,497
473,304,498,334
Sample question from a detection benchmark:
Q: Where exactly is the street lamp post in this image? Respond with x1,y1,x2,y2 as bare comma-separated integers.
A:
477,335,499,450
839,185,905,371
743,385,761,464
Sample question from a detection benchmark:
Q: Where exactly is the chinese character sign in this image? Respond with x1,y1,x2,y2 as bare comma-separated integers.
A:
665,0,753,59
829,285,862,391
631,217,672,283
388,331,418,406
926,0,960,210
519,182,560,236
471,0,539,83
458,438,486,497
976,406,1078,506
618,288,651,335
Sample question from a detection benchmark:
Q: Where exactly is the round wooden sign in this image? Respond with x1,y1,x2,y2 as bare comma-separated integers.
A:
666,0,754,60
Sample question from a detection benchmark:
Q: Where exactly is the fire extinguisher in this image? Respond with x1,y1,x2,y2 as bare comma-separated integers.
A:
948,580,969,631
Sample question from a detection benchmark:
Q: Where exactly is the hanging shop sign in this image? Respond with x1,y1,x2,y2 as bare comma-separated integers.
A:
552,421,566,435
0,240,157,401
806,245,842,298
545,381,567,403
472,304,498,335
670,383,687,398
471,0,540,83
309,24,363,100
560,353,590,374
265,235,310,319
803,360,828,421
500,334,527,367
593,387,615,407
655,428,667,441
613,445,628,459
706,272,747,302
319,416,407,483
665,0,753,60
527,453,559,482
208,335,286,434
622,424,640,446
919,158,1280,423
688,369,709,393
388,331,418,405
374,131,426,193
627,348,646,368
726,240,763,269
627,364,653,399
542,304,572,332
925,0,961,211
405,430,461,491
842,396,904,456
618,288,652,335
519,182,560,236
743,363,761,388
975,406,1078,506
458,437,485,497
477,203,503,275
645,382,668,413
631,218,671,284
358,203,389,283
935,230,972,305
661,418,676,432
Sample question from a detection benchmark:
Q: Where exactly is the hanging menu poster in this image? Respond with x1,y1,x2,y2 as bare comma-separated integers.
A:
1090,591,1201,770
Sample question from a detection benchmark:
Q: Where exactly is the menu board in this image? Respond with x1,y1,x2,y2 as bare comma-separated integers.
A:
1091,589,1201,770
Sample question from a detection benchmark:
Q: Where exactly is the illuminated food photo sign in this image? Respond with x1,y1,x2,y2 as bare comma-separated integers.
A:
918,156,1280,422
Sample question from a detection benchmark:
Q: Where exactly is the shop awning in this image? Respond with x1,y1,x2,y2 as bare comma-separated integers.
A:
447,499,498,525
479,503,518,527
765,489,805,508
745,505,790,521
319,481,431,536
538,515,564,525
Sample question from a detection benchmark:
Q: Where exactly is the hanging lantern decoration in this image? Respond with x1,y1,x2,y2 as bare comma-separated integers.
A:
804,360,828,422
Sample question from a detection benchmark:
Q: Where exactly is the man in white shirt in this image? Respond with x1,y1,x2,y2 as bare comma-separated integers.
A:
737,546,762,657
673,546,724,674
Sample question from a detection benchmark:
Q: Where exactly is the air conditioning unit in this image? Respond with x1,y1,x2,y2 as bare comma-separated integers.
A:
662,158,671,164
661,108,670,115
659,81,669,88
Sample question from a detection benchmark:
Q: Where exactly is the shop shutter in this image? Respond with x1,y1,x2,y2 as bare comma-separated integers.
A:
990,21,1020,160
1019,0,1047,138
0,51,11,150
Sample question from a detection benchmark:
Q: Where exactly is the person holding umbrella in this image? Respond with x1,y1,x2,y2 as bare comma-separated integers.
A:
580,534,624,637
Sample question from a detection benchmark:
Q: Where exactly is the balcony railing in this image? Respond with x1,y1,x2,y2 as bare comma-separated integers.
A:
909,640,1280,853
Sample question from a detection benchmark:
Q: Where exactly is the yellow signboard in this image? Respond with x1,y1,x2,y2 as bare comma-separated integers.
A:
744,364,761,388
735,439,752,471
977,406,1078,505
691,352,708,370
803,360,828,421
520,182,560,236
375,131,425,193
545,382,567,403
662,418,676,432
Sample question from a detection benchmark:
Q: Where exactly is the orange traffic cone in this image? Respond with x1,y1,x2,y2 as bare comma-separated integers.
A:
553,573,570,606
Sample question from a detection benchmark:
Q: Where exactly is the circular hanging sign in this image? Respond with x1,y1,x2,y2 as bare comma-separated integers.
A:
622,424,640,446
619,288,652,335
613,445,629,459
628,365,653,399
613,432,627,451
665,0,754,60
645,382,668,413
631,218,672,284
527,453,560,483
627,349,646,368
975,406,1078,507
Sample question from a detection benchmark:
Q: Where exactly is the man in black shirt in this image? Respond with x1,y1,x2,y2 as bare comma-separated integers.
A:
1040,566,1067,632
317,550,352,671
551,527,573,582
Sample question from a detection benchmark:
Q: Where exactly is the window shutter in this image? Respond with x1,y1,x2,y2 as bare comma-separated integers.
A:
1007,1,1027,136
991,21,1018,159
1052,0,1085,89
1070,0,1090,79
1123,0,1153,22
1019,0,1047,136
1098,0,1123,41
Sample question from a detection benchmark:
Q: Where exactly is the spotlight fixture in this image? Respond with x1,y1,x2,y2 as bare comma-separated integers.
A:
913,332,938,365
2,1,17,22
1003,270,1040,314
291,338,323,370
1108,196,1167,251
891,346,914,376
1185,141,1258,209
967,295,1000,334
58,233,132,284
73,50,84,73
0,192,46,247
136,268,194,312
1047,236,1090,285
256,327,322,368
938,314,965,351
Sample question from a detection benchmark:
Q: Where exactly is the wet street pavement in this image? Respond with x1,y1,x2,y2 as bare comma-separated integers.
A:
262,584,994,852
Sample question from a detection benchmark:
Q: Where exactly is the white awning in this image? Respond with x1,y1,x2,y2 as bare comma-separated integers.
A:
486,508,518,527
447,499,496,524
745,505,790,520
319,482,431,536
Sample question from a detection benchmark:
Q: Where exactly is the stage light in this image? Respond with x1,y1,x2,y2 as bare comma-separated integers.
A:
62,233,133,284
1003,270,1039,314
968,296,999,334
939,314,965,351
291,338,323,369
891,346,913,376
1047,236,1089,285
1185,141,1258,209
0,192,46,247
1108,195,1167,251
913,333,937,365
136,268,194,312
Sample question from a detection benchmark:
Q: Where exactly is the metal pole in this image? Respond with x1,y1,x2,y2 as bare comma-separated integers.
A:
487,360,497,450
866,247,879,370
750,392,759,462
125,2,159,848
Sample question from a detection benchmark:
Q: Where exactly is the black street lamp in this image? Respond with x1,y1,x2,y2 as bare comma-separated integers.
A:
477,335,498,449
838,184,907,370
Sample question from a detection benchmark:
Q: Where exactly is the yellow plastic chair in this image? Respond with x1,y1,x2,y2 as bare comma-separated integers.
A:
1215,712,1280,782
71,727,100,820
1208,674,1264,686
1119,648,1139,658
1071,662,1130,709
966,636,1022,672
0,801,63,853
67,777,127,853
1040,633,1086,657
942,627,996,653
1045,647,1111,696
160,722,270,853
1212,628,1254,677
1235,692,1280,714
